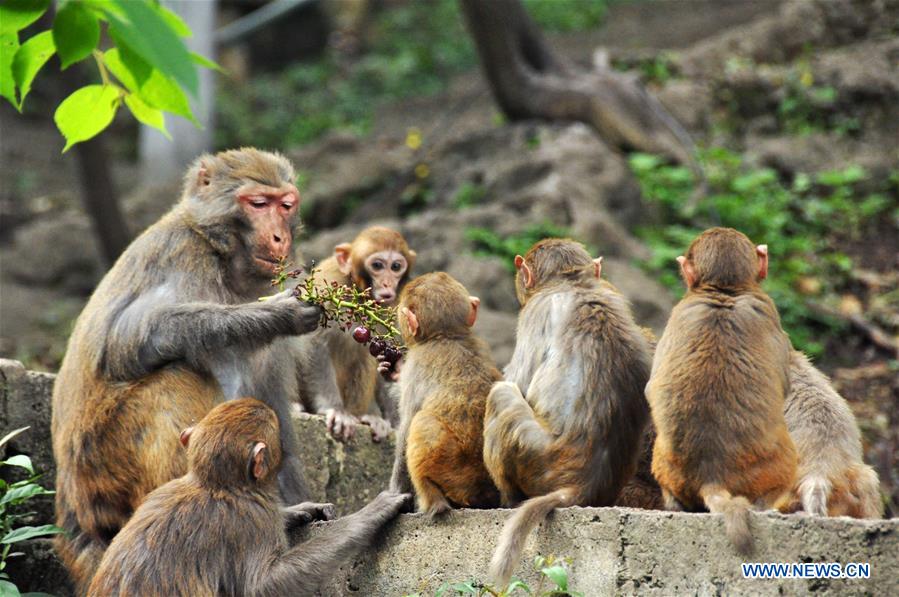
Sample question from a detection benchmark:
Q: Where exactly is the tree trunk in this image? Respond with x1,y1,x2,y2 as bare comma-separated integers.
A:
459,0,702,181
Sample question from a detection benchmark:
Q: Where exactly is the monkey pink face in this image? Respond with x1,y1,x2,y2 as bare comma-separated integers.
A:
238,184,300,274
364,250,408,304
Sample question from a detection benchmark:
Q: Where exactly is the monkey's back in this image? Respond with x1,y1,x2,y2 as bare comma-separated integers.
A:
89,477,283,596
648,290,796,508
405,337,501,507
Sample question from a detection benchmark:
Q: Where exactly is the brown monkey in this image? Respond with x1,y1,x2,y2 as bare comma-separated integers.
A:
388,272,501,516
484,239,652,586
784,350,883,518
52,148,326,592
647,227,798,554
294,226,416,442
89,398,410,596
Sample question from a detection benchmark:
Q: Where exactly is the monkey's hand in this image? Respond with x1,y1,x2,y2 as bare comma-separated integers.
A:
283,502,337,530
376,354,402,382
325,408,359,442
359,414,392,443
270,289,323,335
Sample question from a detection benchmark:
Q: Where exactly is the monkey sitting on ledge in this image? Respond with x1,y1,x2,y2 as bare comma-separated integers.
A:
89,398,410,596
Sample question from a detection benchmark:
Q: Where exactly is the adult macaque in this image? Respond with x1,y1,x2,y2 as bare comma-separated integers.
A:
647,227,798,554
485,239,652,586
784,350,883,518
88,399,410,596
294,226,416,442
52,148,323,592
388,272,501,515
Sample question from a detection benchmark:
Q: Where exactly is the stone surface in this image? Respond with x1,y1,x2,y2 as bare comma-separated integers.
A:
3,362,897,596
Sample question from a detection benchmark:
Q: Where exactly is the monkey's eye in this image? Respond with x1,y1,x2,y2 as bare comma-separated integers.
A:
250,199,267,208
391,261,403,272
371,261,384,271
281,201,294,210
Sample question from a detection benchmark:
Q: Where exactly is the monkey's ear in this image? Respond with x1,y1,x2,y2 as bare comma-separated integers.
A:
515,256,535,289
407,249,417,270
467,296,480,327
756,245,769,281
402,307,419,337
334,243,353,276
179,426,194,447
677,256,697,288
593,256,603,279
250,442,269,480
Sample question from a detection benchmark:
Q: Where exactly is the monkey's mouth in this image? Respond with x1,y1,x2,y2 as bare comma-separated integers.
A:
254,256,280,271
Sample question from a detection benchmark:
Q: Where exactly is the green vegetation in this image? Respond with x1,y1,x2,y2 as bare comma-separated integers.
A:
217,0,611,150
0,0,215,150
0,427,63,596
629,149,895,357
406,555,581,597
778,63,859,136
467,223,572,272
453,182,488,209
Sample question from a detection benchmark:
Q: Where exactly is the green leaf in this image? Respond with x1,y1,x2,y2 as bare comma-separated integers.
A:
0,579,20,597
0,483,51,507
0,32,21,109
158,5,191,37
541,565,569,591
505,578,531,594
1,524,64,544
103,0,198,96
52,0,100,69
124,93,168,137
0,427,28,450
190,51,224,73
11,29,54,108
0,0,50,36
104,46,196,124
1,455,33,474
54,84,121,152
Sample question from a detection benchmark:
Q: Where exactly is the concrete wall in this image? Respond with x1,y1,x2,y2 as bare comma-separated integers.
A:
2,360,897,595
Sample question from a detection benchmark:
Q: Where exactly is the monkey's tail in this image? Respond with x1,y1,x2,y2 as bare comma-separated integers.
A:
489,487,576,588
798,475,831,517
700,484,754,555
850,464,884,519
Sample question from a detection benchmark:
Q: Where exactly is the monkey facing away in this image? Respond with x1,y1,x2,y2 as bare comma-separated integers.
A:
484,239,652,586
293,226,416,442
52,148,324,592
647,227,798,554
784,350,883,518
89,398,410,596
388,272,502,516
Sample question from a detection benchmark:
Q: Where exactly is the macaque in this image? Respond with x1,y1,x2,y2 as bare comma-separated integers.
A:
294,226,416,442
784,350,883,518
88,398,409,596
484,239,653,586
388,272,501,515
647,227,798,554
52,148,323,592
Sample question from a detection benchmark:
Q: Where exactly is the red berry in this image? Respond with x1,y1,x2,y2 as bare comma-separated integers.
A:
383,346,401,364
369,339,385,357
353,326,371,344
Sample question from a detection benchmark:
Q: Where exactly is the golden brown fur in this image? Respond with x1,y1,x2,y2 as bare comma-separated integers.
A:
389,272,501,515
647,227,797,554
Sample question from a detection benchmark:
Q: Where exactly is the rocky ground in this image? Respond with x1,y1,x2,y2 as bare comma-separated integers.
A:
1,0,896,513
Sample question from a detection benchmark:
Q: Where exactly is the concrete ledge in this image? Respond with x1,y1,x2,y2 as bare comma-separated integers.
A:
309,507,898,596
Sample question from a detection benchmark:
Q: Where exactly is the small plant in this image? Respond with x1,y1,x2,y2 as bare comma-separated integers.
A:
421,554,582,597
777,62,859,136
269,259,404,378
453,182,488,209
466,223,572,273
0,427,64,596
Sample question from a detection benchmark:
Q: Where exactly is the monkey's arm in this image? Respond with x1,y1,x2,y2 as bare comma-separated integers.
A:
104,290,321,380
388,421,413,493
255,491,410,596
296,334,361,442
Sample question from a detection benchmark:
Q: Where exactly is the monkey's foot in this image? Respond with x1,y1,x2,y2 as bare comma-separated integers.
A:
359,415,393,442
283,502,337,529
325,408,359,442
